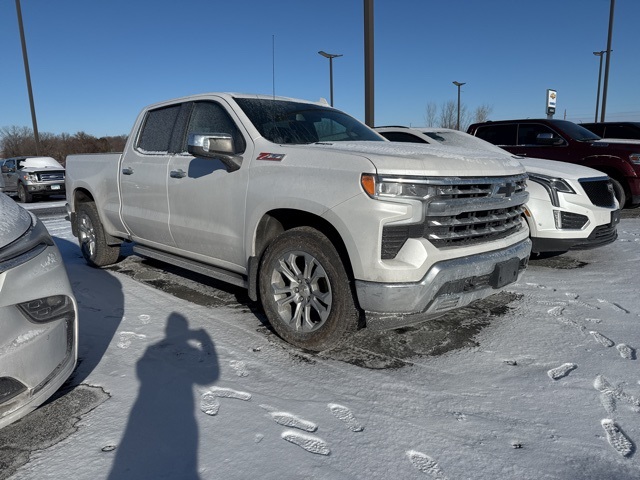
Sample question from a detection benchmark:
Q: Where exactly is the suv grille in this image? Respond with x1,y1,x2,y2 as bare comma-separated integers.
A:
381,175,528,259
579,178,616,208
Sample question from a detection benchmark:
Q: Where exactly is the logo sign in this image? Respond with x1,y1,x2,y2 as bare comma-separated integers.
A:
546,89,557,115
257,152,286,161
494,181,515,198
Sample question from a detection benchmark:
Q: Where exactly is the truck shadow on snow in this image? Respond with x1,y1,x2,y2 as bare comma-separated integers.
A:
105,247,527,369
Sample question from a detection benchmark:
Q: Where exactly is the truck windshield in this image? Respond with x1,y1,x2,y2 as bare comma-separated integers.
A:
234,98,384,144
553,120,601,142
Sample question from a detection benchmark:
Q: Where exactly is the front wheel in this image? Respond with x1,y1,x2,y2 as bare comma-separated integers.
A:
610,178,627,209
76,202,121,267
17,183,33,203
258,227,359,351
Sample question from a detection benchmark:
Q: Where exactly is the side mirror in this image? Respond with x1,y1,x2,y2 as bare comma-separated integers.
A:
536,132,564,146
187,133,242,172
1,165,7,173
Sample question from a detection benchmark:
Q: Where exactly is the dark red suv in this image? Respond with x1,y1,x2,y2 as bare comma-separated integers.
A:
467,119,640,207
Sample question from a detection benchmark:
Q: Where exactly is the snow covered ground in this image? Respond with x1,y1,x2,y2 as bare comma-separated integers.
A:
5,213,640,479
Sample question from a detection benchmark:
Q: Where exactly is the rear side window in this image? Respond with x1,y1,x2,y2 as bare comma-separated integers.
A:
605,125,640,140
137,104,182,153
474,124,517,146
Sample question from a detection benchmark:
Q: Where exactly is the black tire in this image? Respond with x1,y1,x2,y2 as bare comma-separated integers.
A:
76,202,121,267
17,183,33,203
258,227,359,351
610,178,627,209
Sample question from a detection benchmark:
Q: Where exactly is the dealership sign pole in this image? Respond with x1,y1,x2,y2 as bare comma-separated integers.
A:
546,89,557,119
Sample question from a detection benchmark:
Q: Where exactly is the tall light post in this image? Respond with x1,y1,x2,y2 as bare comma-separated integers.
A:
600,0,615,122
593,50,606,122
318,51,342,107
453,81,465,130
15,0,40,155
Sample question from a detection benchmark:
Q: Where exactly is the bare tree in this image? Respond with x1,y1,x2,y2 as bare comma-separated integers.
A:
472,104,493,124
439,100,458,129
1,126,127,166
424,102,437,127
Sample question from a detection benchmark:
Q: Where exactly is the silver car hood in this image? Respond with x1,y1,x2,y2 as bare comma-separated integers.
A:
0,193,32,248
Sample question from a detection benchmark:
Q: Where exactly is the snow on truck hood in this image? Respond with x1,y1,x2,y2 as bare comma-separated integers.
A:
0,193,32,248
310,141,525,177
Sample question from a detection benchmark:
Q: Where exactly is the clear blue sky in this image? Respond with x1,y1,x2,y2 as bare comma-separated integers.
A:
1,0,638,137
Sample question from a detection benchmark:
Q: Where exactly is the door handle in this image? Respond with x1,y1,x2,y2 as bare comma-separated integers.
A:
122,167,134,175
170,169,187,178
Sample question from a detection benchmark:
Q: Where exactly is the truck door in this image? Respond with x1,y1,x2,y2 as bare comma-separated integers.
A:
1,159,18,192
166,100,251,270
120,103,187,246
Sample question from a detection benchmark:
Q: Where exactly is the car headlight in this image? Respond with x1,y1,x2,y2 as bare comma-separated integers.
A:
18,295,75,323
630,153,640,165
361,174,450,200
527,173,575,207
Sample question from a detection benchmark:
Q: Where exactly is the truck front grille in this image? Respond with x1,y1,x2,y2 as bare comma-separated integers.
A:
579,178,616,208
39,172,65,181
381,175,528,259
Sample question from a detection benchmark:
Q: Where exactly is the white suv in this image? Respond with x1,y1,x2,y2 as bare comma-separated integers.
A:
375,127,620,254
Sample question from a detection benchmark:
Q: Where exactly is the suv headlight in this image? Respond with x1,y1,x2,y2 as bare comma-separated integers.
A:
527,173,575,207
18,295,75,323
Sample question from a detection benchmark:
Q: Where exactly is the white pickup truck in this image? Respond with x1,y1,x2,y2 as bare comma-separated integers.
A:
65,93,531,350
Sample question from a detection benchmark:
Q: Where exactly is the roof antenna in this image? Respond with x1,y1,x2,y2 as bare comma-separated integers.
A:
272,35,276,100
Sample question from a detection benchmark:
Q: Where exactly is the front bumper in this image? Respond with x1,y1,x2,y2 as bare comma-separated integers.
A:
0,241,78,429
26,183,65,195
356,238,531,329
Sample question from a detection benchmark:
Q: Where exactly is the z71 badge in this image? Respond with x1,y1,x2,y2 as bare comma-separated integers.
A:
257,152,286,161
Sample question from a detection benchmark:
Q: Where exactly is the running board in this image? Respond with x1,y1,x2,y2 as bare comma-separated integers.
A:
132,245,248,289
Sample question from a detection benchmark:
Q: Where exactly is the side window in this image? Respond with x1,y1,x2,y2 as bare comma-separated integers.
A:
137,104,182,153
606,125,637,140
185,101,246,154
475,124,517,146
517,124,563,146
380,131,429,143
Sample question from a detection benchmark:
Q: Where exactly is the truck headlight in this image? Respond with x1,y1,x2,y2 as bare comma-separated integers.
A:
22,173,38,182
361,174,444,200
527,173,575,207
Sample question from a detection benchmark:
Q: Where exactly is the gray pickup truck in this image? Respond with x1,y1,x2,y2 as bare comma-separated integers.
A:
65,93,531,350
1,156,66,202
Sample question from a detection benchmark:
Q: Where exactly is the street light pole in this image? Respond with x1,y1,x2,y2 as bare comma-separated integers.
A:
318,51,343,107
593,51,606,122
600,0,615,122
453,81,465,130
15,0,40,155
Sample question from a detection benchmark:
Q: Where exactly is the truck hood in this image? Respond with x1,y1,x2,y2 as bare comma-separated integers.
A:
0,193,32,248
519,157,607,180
309,141,525,177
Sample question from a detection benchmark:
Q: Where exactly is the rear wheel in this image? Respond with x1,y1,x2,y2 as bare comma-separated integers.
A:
76,202,121,267
258,227,359,351
17,183,33,203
